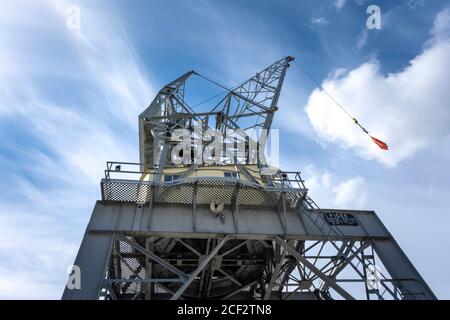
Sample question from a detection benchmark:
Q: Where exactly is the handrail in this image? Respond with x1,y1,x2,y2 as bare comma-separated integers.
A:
103,161,308,192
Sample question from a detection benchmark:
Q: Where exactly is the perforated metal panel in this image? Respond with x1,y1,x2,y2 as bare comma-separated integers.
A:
101,178,306,209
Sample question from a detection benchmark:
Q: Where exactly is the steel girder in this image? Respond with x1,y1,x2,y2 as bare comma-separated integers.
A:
62,202,436,300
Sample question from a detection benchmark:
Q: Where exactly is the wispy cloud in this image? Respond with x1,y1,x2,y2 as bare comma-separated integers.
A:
311,17,329,27
407,0,428,9
356,29,369,50
0,0,153,298
334,0,347,10
181,0,289,83
302,165,367,209
332,177,367,208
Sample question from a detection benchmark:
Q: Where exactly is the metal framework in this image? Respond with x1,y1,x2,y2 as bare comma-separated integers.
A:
138,56,294,169
63,57,436,300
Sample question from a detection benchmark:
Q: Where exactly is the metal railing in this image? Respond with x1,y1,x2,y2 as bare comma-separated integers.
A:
101,161,308,208
103,161,307,192
267,171,307,190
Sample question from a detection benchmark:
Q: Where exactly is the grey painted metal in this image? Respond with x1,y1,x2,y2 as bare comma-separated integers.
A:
117,234,189,280
274,236,355,300
372,239,436,299
62,230,113,299
171,235,230,300
63,200,435,300
63,57,436,300
138,57,294,169
139,71,195,166
85,202,391,240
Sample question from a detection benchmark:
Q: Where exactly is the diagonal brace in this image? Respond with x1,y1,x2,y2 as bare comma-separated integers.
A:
171,235,231,300
274,236,355,300
117,235,188,280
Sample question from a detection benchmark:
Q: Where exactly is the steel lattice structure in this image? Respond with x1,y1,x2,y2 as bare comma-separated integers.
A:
63,57,436,300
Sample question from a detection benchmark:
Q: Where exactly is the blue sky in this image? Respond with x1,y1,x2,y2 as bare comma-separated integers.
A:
0,0,449,299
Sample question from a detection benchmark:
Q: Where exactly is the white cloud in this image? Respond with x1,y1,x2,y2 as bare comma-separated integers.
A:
356,29,368,50
332,177,367,208
407,0,428,9
335,0,366,10
0,207,78,299
432,7,450,41
311,17,329,27
305,9,450,167
302,165,367,209
0,0,153,298
335,0,347,10
48,0,153,127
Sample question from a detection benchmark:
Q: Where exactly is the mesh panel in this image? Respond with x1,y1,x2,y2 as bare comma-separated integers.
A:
101,179,306,209
109,238,146,298
195,181,235,205
154,184,194,204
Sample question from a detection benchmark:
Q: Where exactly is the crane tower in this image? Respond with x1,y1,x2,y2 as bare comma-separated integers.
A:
62,57,436,300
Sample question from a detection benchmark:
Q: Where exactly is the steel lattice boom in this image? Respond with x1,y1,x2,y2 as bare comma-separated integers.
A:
138,56,293,168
